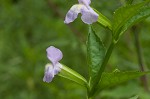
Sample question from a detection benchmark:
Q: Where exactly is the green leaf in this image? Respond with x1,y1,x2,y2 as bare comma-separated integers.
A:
113,1,150,40
58,64,88,87
96,71,150,92
93,8,112,30
87,26,105,87
122,6,150,34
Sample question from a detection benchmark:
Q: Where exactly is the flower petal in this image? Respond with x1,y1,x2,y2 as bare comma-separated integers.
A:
64,4,83,24
81,7,98,24
78,0,91,6
43,64,54,83
43,63,62,83
46,46,63,65
53,62,62,74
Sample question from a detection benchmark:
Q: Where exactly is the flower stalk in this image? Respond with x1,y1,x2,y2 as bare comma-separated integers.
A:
132,26,149,92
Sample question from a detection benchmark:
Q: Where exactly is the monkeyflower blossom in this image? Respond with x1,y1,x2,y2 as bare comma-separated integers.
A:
43,46,63,83
64,0,99,24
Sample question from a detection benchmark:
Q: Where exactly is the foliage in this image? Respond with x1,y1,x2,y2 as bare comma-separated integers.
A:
87,26,105,87
0,0,150,99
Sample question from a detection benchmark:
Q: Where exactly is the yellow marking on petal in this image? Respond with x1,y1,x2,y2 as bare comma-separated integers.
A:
71,4,84,13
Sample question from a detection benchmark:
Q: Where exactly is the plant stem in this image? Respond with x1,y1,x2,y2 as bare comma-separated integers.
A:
132,26,149,92
89,40,116,97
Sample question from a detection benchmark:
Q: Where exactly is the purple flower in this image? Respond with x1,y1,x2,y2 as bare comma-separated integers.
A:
64,0,98,24
43,46,63,83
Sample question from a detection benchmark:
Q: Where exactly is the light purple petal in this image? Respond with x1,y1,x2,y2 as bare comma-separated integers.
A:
78,0,91,6
43,64,54,83
43,63,62,83
53,63,62,74
81,7,98,24
64,4,83,24
46,46,63,65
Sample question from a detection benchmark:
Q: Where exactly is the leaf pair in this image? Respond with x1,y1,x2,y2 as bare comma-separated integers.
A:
96,0,150,41
113,0,150,41
86,26,150,97
57,0,150,97
58,26,149,98
87,1,150,96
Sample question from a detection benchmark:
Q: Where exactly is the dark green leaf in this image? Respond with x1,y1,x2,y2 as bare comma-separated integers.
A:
87,26,105,87
96,71,150,92
113,1,150,40
122,6,150,35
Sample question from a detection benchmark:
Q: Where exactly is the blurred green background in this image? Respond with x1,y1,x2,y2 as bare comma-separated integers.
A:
0,0,150,99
